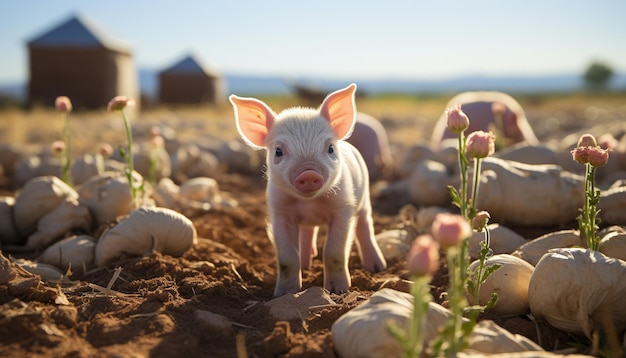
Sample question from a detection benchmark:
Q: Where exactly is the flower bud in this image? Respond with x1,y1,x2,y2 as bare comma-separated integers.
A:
99,143,114,157
466,131,495,159
446,104,470,134
577,134,597,148
51,140,65,154
406,235,440,277
432,213,471,248
55,96,72,113
107,96,135,111
472,211,491,231
588,147,609,168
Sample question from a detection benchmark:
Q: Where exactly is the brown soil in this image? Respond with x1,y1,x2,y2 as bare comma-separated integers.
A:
0,170,585,357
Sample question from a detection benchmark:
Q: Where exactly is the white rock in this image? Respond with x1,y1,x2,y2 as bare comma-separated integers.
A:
528,248,626,337
476,158,584,226
408,160,455,207
599,230,626,261
13,258,65,281
467,254,534,316
331,288,450,357
13,176,78,237
469,224,527,260
265,286,336,321
38,235,97,271
26,199,92,249
331,288,545,357
511,230,583,266
77,171,137,226
598,186,626,225
375,229,412,260
94,206,197,266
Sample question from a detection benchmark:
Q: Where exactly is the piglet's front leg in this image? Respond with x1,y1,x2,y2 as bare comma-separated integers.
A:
271,216,302,297
323,211,355,294
299,225,319,270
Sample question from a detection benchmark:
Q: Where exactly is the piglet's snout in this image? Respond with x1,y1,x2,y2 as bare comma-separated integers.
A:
294,170,324,193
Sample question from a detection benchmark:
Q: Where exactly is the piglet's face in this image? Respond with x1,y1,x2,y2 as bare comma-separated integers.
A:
266,112,341,198
230,84,358,199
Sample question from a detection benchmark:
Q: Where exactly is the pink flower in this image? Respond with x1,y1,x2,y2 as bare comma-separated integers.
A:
432,213,471,248
571,146,591,165
446,104,470,134
466,131,495,159
99,143,114,157
472,211,491,231
406,235,440,277
51,140,65,154
55,96,72,113
588,147,610,168
107,96,135,111
577,134,597,148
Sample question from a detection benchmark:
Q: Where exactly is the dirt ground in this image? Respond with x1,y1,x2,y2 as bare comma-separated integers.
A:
1,93,625,357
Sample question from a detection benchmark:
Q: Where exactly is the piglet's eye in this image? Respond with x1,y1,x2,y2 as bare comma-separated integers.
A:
275,147,283,157
328,144,334,154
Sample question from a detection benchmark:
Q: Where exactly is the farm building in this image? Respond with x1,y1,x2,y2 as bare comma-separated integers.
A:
27,14,139,110
158,54,225,105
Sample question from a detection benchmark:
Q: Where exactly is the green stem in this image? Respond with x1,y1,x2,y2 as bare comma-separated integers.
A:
444,244,468,356
407,276,431,358
470,158,482,216
121,109,137,204
472,229,490,303
62,112,73,186
457,133,468,218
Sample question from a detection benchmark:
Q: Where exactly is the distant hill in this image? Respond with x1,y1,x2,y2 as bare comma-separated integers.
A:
3,71,625,103
97,69,626,97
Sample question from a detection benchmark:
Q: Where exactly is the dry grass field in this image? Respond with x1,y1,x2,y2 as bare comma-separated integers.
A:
2,91,625,156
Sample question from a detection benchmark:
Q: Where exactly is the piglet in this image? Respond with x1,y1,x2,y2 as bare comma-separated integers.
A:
229,83,387,296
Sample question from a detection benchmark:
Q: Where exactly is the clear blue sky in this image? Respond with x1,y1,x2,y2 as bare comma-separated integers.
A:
1,0,625,83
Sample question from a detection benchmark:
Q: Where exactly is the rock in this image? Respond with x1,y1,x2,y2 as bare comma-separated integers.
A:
331,288,545,357
469,224,527,260
511,230,583,266
193,309,233,337
528,248,626,337
467,254,534,316
265,286,336,321
38,235,97,271
476,158,584,226
94,206,197,266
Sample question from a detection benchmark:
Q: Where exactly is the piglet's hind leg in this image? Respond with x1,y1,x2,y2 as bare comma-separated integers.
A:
355,211,387,272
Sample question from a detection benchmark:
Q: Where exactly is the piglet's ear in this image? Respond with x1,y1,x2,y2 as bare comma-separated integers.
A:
319,83,357,140
229,95,276,149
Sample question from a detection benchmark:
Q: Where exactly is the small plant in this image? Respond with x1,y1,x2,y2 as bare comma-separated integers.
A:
388,235,440,357
107,95,141,207
430,213,472,356
55,96,73,186
571,133,609,251
467,211,499,309
96,142,114,175
148,126,164,185
432,106,500,356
